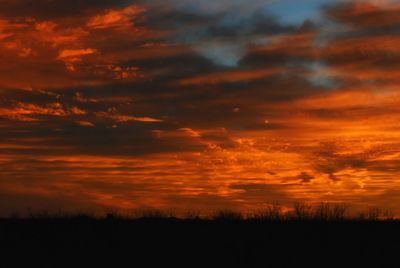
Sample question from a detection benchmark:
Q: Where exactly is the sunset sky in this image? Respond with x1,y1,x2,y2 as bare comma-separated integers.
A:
1,0,400,216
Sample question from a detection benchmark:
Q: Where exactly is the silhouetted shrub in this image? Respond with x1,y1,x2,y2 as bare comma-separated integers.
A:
312,203,348,221
137,209,173,220
292,202,313,220
3,203,397,222
251,204,285,221
212,210,243,221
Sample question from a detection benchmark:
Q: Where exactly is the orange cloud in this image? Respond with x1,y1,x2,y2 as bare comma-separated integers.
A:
57,48,97,71
87,5,144,30
250,32,318,59
328,2,400,28
0,5,149,89
324,35,400,59
180,128,201,138
179,68,283,86
115,115,163,123
95,108,163,124
3,0,400,216
0,102,87,121
76,121,95,127
74,92,98,103
34,21,89,47
58,48,97,59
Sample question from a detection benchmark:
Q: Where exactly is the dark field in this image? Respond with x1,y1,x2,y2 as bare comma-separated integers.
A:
1,214,400,267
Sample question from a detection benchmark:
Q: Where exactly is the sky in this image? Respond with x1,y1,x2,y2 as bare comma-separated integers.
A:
1,0,400,216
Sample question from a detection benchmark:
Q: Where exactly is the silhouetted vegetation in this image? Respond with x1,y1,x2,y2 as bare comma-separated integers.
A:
5,202,395,222
1,203,399,267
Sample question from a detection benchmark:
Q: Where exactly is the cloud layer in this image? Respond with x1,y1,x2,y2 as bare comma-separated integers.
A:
1,0,400,215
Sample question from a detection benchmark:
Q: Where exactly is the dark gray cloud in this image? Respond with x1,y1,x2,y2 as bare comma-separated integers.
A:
139,0,296,66
0,0,129,19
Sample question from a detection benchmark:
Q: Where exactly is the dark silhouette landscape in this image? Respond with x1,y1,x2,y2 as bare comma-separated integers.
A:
2,204,400,267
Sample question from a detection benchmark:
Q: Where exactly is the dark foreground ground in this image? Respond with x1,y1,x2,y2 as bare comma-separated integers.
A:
1,217,400,267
